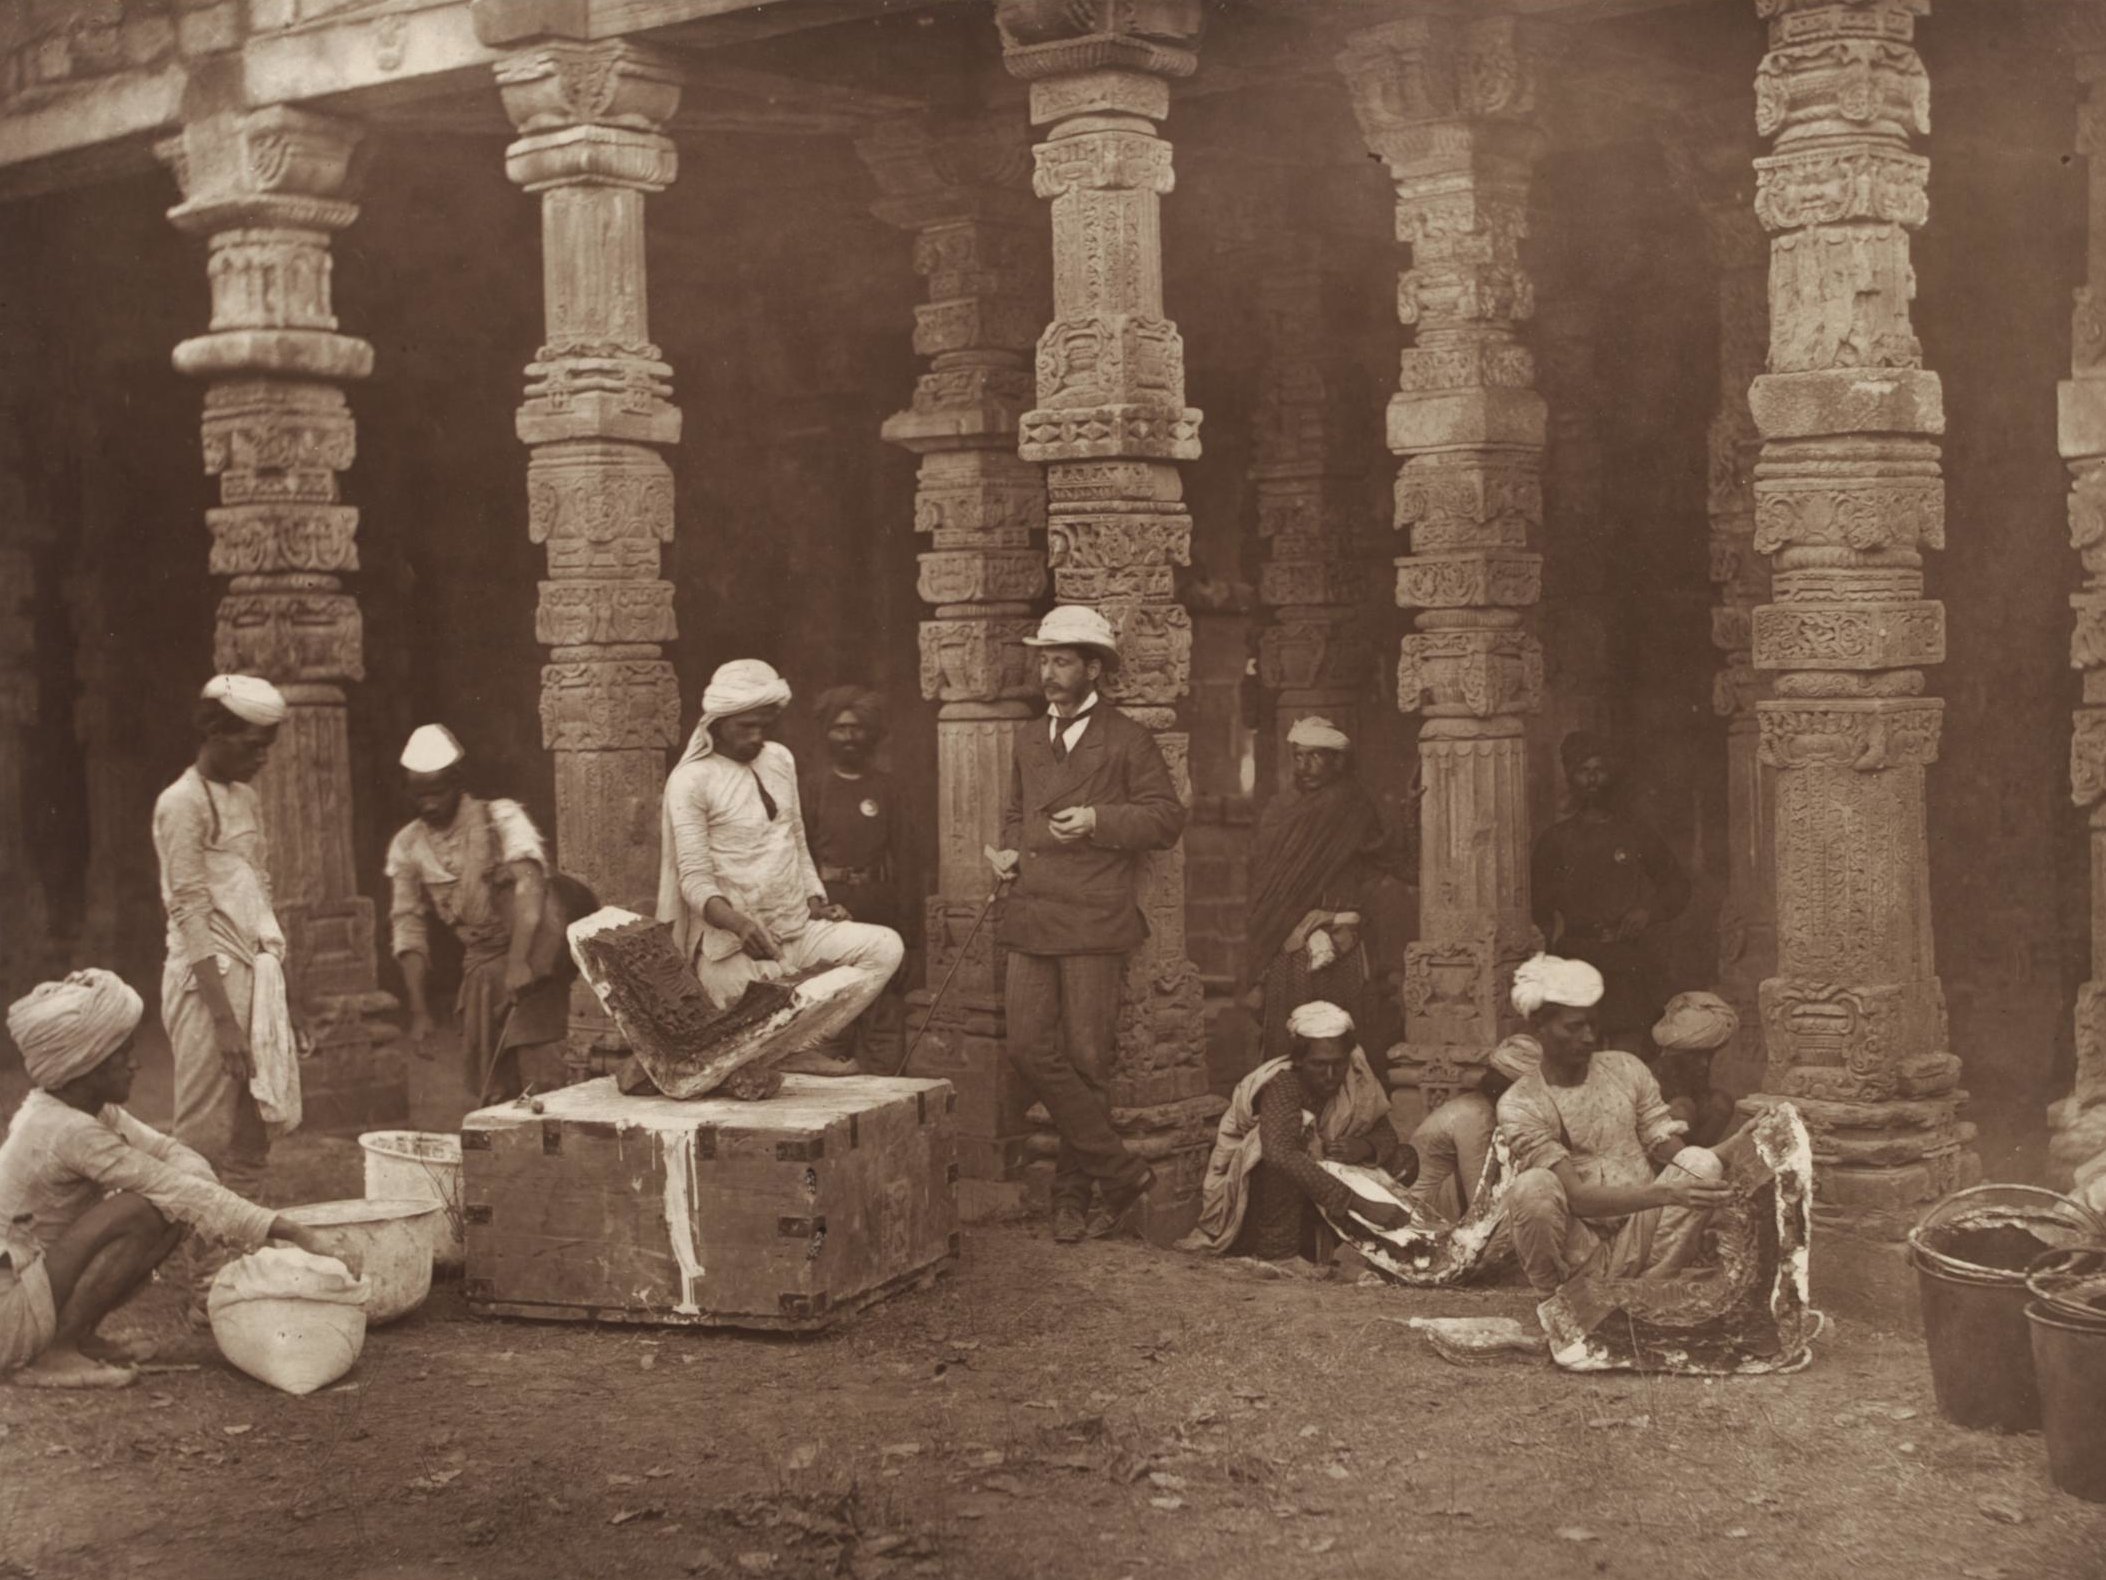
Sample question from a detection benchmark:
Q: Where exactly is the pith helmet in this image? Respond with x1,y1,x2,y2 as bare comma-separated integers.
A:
1023,605,1119,665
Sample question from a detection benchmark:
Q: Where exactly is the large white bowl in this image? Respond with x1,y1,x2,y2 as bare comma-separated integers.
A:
276,1199,439,1325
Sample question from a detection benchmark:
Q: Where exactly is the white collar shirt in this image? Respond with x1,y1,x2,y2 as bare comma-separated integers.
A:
1048,691,1100,756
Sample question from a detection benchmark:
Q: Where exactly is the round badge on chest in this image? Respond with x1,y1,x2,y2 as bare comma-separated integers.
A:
860,798,881,819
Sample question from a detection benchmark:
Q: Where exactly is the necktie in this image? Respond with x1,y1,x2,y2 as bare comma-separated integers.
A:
1051,706,1094,763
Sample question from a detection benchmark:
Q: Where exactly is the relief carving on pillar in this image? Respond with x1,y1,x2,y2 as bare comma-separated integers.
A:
207,505,360,575
494,40,684,135
919,618,1041,705
534,580,680,647
1398,629,1544,719
538,659,681,752
214,591,365,682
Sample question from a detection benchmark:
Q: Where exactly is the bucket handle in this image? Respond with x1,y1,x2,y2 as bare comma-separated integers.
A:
1918,1182,2106,1236
2025,1245,2106,1301
412,1154,465,1245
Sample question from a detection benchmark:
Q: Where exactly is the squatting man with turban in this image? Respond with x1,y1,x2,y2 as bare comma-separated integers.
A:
1178,1001,1417,1264
1496,953,1741,1292
386,725,595,1104
658,660,905,1074
0,971,327,1390
152,675,304,1320
987,608,1189,1243
1241,715,1408,1064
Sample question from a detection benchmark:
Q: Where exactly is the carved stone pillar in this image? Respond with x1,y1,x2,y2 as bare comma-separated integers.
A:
1340,15,1546,1113
1742,0,1976,1223
1247,176,1383,788
1666,104,1777,1091
497,43,684,944
0,434,49,997
998,0,1222,1224
160,107,404,1128
859,111,1049,1182
2050,25,2106,1195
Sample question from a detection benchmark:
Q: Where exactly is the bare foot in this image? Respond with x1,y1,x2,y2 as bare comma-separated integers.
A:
13,1346,138,1391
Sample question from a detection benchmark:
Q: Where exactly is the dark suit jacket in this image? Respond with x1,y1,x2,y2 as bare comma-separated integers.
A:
996,705,1187,956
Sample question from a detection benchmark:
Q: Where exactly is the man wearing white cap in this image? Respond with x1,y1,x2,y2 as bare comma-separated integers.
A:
1495,953,1735,1292
657,659,904,1074
988,607,1186,1242
386,724,581,1101
153,675,299,1318
1,970,326,1389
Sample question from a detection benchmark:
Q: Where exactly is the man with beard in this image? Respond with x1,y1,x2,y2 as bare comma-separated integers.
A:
1530,732,1689,1047
799,687,910,1069
1242,716,1402,1063
658,659,904,1075
385,724,582,1103
988,607,1186,1243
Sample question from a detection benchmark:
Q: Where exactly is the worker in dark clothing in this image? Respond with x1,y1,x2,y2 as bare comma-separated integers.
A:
1530,733,1690,1049
799,686,909,1069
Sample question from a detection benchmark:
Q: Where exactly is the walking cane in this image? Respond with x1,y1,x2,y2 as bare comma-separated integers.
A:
894,851,1013,1078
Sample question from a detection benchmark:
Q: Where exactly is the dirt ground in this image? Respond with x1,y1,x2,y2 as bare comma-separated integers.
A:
4,1041,2105,1580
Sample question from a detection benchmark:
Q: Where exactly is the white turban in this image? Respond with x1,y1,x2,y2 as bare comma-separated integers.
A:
1286,1000,1354,1043
674,659,794,767
1287,716,1350,752
202,674,288,727
1654,991,1739,1053
1511,953,1604,1018
8,969,144,1090
399,723,465,775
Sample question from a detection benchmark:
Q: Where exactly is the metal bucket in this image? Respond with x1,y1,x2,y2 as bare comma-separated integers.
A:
1906,1185,2106,1434
358,1131,464,1274
2028,1299,2106,1502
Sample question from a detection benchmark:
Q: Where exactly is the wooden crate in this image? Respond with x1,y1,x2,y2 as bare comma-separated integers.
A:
461,1075,958,1332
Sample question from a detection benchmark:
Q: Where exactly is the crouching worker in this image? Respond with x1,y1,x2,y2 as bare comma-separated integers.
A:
1496,954,1735,1292
1406,1034,1540,1224
1179,1002,1418,1265
2,970,326,1390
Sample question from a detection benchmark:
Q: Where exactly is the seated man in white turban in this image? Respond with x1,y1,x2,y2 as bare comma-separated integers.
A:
657,660,904,1075
1,971,326,1390
1178,1001,1417,1265
154,674,300,1319
387,724,593,1103
1496,953,1735,1293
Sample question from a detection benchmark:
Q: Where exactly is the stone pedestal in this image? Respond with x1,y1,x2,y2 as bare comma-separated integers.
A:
1740,0,1977,1230
2050,27,2106,1195
159,107,405,1131
860,110,1049,1182
1664,103,1777,1095
998,0,1224,1216
498,42,685,1049
1340,15,1547,1119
